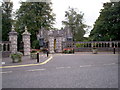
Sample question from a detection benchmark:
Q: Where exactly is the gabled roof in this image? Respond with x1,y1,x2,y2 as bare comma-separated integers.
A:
38,26,73,38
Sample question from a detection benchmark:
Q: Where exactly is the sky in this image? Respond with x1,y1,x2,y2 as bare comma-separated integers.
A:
4,0,110,37
51,0,110,37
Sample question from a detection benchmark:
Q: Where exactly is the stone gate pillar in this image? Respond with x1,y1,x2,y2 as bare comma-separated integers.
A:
56,37,62,52
22,26,31,56
48,36,54,53
8,25,18,53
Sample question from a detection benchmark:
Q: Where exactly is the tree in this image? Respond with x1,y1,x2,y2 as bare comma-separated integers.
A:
90,2,120,41
1,1,13,41
62,7,88,41
15,2,55,48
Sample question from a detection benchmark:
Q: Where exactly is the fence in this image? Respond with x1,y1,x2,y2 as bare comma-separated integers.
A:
63,41,120,52
0,41,11,57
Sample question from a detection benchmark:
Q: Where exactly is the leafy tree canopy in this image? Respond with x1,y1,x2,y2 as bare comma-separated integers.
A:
62,7,89,41
1,1,13,41
15,2,55,48
90,2,120,41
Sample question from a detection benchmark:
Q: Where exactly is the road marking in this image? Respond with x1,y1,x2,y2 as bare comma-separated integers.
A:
40,56,53,65
0,56,53,69
56,66,71,69
0,71,12,74
27,69,46,72
79,63,117,68
65,66,71,68
103,63,116,66
0,63,117,73
56,67,65,69
80,65,93,68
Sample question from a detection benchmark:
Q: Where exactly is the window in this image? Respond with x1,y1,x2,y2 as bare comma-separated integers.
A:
67,38,72,41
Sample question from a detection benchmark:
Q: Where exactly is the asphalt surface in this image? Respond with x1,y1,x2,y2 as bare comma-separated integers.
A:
2,53,119,88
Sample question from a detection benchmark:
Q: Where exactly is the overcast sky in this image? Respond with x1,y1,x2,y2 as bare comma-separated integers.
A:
9,0,110,37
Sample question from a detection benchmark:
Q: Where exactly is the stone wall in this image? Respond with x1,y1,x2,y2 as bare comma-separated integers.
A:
2,26,31,57
63,41,120,52
0,41,11,57
74,47,119,52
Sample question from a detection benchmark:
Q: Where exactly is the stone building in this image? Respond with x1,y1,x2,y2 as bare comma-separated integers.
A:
37,26,73,53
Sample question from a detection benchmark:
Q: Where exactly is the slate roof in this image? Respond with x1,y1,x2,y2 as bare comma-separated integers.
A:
37,26,73,40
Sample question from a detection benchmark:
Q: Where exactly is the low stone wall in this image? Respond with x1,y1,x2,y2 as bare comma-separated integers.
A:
2,51,11,58
0,41,11,58
74,47,119,52
63,41,120,53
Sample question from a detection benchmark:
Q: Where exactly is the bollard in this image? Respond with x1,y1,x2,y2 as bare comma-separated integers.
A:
47,51,49,57
113,46,115,54
37,53,39,63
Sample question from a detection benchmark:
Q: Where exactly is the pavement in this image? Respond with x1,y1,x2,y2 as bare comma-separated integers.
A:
1,53,52,67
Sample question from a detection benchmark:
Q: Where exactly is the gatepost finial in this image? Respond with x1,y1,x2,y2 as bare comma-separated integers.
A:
25,26,27,32
12,25,15,31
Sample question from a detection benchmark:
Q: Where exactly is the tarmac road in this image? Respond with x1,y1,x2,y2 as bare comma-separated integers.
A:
2,53,118,88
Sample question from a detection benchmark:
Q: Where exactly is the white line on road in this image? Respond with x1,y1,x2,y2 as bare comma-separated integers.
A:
103,63,116,66
27,69,46,72
56,66,71,69
65,66,71,68
0,71,12,74
79,63,117,68
56,67,65,69
80,65,93,68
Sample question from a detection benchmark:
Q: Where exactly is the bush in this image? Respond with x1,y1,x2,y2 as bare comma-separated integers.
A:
62,48,74,54
31,50,37,53
10,52,23,63
63,50,67,54
76,43,84,47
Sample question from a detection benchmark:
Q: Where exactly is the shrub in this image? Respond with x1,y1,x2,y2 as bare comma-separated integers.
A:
76,43,84,47
10,52,23,63
62,48,74,54
63,50,67,54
